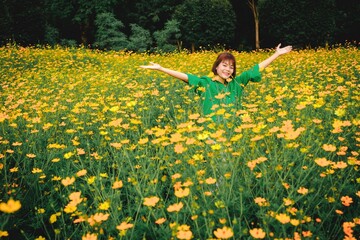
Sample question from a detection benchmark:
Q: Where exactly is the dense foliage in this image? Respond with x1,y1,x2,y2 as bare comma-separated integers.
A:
0,45,359,239
0,0,358,50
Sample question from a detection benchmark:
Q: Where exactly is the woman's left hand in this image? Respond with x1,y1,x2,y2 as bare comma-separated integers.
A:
275,43,292,55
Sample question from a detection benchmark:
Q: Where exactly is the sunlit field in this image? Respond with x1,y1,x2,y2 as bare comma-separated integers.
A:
0,45,359,240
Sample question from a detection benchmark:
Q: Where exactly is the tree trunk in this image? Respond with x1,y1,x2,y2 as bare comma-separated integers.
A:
80,22,90,46
248,0,260,50
255,18,260,50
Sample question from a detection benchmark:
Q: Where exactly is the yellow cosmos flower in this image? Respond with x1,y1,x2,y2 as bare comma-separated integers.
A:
275,213,291,224
98,201,110,210
64,204,77,213
64,151,74,159
35,236,46,240
49,212,61,224
0,198,22,213
32,168,43,173
174,187,190,198
138,137,149,144
0,231,9,237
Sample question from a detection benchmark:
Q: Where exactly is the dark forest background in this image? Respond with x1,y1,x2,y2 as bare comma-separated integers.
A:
0,0,359,52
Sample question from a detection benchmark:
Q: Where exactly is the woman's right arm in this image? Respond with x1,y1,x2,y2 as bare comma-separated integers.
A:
140,62,189,83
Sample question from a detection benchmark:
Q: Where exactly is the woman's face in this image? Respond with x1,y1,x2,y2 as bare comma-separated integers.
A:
216,60,234,79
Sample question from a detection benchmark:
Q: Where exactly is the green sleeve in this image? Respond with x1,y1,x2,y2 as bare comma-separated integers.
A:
234,64,261,87
187,74,207,87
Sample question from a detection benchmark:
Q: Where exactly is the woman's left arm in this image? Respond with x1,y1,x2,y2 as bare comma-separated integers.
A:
258,44,292,69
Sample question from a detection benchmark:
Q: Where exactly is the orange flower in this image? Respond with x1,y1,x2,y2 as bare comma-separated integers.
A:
332,161,348,169
322,144,337,152
302,231,312,237
167,202,184,212
143,196,160,207
249,228,266,239
189,113,200,120
205,177,217,185
110,142,122,149
61,176,75,186
77,148,85,155
314,158,333,167
170,132,184,143
76,169,87,177
177,230,193,240
116,222,134,231
247,161,257,171
297,187,309,195
312,119,322,124
112,180,123,189
82,233,97,240
174,187,190,198
174,143,186,154
213,226,234,239
254,197,268,207
155,218,166,225
91,213,109,223
171,173,182,180
343,222,355,237
335,209,343,215
69,191,83,206
251,135,264,142
341,196,353,206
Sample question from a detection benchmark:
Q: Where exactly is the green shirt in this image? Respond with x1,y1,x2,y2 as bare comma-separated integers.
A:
187,64,261,118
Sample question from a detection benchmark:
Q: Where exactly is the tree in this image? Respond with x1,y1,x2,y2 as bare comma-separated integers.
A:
116,0,184,35
127,24,152,52
94,12,128,50
259,0,337,48
153,19,181,52
173,0,236,52
334,0,360,43
0,0,46,45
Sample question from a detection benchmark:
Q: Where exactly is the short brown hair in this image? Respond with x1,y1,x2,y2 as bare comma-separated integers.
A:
211,52,236,78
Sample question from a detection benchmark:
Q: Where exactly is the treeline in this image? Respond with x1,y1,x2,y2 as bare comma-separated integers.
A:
0,0,359,51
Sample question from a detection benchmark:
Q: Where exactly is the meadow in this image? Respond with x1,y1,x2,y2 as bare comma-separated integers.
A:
0,45,359,240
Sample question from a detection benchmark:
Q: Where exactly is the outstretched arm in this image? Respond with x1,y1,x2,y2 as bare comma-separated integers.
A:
140,62,189,83
258,44,292,70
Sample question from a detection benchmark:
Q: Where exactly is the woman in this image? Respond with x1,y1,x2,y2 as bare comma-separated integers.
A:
140,44,292,121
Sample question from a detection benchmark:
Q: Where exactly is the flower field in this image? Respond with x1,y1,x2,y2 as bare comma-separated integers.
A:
0,45,359,240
